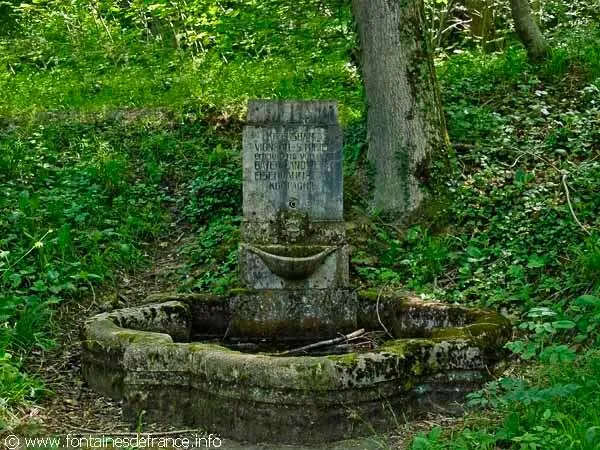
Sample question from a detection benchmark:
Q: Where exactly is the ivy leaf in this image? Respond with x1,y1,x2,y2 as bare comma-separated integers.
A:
31,280,47,292
527,254,546,269
574,295,600,307
552,320,576,329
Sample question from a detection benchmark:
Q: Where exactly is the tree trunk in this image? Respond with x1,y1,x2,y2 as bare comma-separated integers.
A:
352,0,449,221
466,0,495,50
509,0,549,63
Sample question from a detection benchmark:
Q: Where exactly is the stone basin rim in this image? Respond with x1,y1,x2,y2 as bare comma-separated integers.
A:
82,295,512,393
246,245,337,280
247,244,337,259
81,293,512,444
84,318,508,392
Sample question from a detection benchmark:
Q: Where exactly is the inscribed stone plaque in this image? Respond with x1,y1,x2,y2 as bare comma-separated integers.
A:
243,100,343,221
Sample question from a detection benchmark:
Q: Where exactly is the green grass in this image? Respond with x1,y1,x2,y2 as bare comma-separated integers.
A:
0,53,362,120
0,0,361,120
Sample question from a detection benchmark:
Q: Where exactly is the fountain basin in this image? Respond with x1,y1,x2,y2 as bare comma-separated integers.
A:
239,244,350,290
247,245,337,280
82,292,511,445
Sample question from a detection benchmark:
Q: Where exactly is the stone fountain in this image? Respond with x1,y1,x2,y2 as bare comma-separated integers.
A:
82,101,510,446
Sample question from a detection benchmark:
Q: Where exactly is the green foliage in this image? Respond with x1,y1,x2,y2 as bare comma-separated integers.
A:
178,144,242,294
413,351,600,450
0,1,358,415
0,351,45,423
0,0,599,443
183,146,242,224
505,307,576,363
567,294,600,346
424,0,600,55
424,0,511,53
346,24,600,448
0,0,361,118
181,217,241,295
0,114,221,421
355,27,600,310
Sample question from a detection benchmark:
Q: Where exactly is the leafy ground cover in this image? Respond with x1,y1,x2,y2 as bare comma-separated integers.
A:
0,1,599,448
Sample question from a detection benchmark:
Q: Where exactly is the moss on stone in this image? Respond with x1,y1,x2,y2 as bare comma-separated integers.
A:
115,330,173,345
379,338,435,356
82,339,106,353
146,293,230,306
357,289,408,302
82,294,512,443
379,340,408,356
467,322,509,347
328,352,360,368
358,290,380,302
294,361,336,391
468,322,502,335
188,342,237,353
430,327,470,340
471,311,512,328
411,361,424,376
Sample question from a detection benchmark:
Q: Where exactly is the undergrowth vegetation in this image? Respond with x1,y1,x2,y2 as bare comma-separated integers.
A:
0,0,599,447
412,351,600,449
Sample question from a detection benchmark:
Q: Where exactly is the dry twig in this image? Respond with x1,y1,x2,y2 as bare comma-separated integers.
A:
278,329,366,356
562,173,591,236
376,282,394,339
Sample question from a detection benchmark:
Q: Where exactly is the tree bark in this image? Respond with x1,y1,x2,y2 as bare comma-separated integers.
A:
352,0,449,221
465,0,495,49
509,0,549,63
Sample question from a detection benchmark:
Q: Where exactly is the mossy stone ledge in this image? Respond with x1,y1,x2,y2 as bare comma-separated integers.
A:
81,292,511,445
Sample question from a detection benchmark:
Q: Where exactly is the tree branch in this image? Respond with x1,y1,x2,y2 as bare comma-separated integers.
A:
277,329,366,356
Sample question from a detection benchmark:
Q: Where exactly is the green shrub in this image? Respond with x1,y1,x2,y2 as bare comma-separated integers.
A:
184,147,242,224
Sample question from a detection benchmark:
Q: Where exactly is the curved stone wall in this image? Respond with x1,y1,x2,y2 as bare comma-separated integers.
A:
81,294,511,444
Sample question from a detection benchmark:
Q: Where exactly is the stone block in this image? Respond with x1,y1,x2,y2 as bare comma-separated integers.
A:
229,289,358,340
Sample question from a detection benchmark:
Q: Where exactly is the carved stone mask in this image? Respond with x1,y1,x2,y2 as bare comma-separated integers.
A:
277,209,309,243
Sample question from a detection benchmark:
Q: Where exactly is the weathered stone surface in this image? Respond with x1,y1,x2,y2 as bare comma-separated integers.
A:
239,244,350,289
229,289,358,340
81,301,188,400
81,294,511,445
238,100,352,335
240,100,346,252
358,292,512,346
99,300,191,342
243,100,343,222
81,100,513,446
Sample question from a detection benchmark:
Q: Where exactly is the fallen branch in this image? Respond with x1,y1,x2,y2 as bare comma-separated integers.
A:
562,173,591,236
278,329,366,356
498,152,590,236
376,282,394,339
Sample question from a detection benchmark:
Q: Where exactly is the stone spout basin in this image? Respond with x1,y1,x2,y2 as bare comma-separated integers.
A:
247,245,336,280
82,291,511,445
